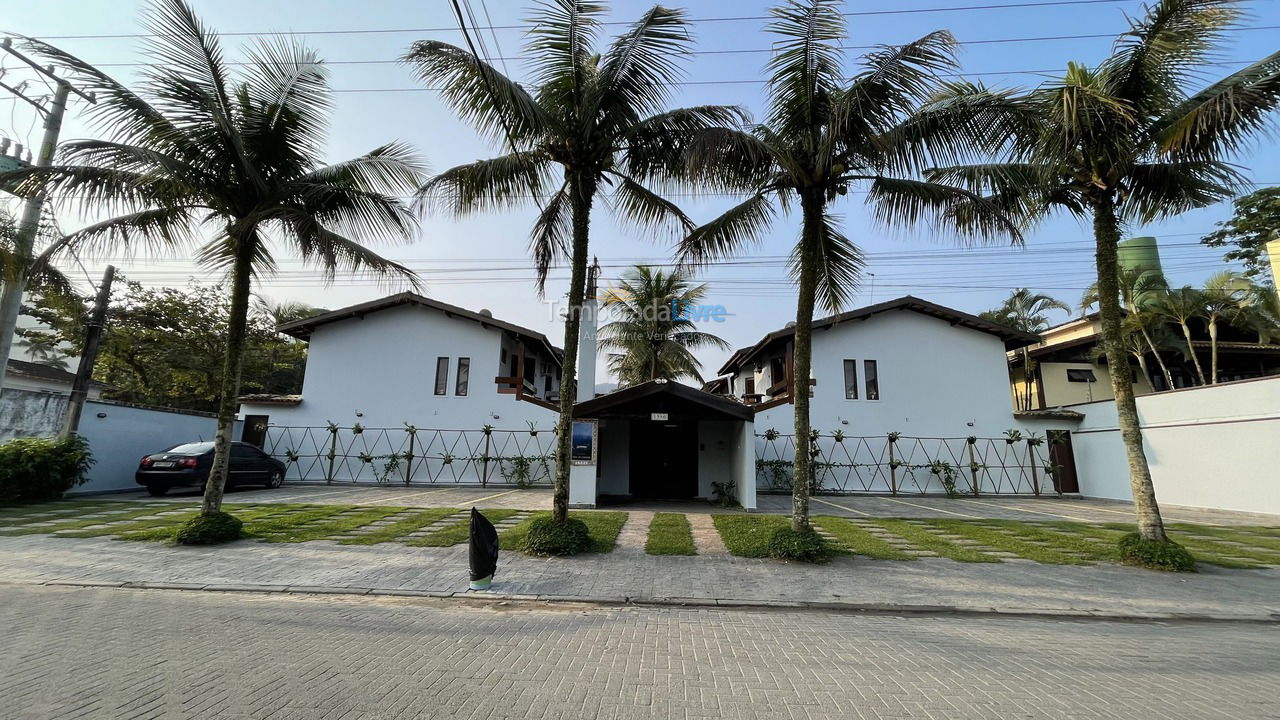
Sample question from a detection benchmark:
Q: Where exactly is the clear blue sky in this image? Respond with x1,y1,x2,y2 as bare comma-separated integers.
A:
3,0,1278,381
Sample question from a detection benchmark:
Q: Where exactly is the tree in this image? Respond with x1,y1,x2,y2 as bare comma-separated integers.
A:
22,280,311,412
1201,187,1280,280
598,265,729,386
1201,270,1250,382
1081,266,1175,388
10,0,423,530
979,288,1069,411
679,0,1019,534
404,1,740,528
929,0,1280,545
1152,287,1208,386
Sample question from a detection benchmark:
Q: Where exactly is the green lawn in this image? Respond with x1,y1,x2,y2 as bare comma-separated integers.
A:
407,509,521,547
711,514,792,558
645,513,696,556
499,511,627,554
339,508,461,545
812,516,912,560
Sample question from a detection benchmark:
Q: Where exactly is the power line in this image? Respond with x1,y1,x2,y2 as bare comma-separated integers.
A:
25,0,1140,40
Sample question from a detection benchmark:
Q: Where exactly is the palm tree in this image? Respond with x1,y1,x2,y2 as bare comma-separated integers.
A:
404,1,741,526
1201,270,1249,382
1081,266,1175,388
598,265,729,386
928,0,1280,544
1153,287,1209,385
253,295,328,332
10,0,423,528
1239,281,1280,343
979,288,1069,410
679,0,1019,534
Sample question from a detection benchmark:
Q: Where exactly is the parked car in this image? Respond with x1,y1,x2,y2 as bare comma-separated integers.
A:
135,441,285,496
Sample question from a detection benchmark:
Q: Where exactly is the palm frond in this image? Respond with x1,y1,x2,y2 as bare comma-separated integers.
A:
765,0,847,138
677,192,776,266
599,5,692,121
620,105,751,183
417,152,552,217
607,174,694,240
793,212,863,313
530,183,573,294
57,206,201,258
866,176,1023,244
680,126,779,192
296,142,426,197
878,82,1034,174
272,210,423,291
837,30,958,144
402,40,548,146
1153,50,1280,159
1120,159,1243,222
525,0,606,111
240,35,331,153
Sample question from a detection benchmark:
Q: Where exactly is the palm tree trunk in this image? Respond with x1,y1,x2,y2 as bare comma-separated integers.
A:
201,251,253,516
551,173,595,524
790,193,822,534
1093,199,1167,543
1138,324,1175,389
1179,321,1207,385
1208,317,1219,384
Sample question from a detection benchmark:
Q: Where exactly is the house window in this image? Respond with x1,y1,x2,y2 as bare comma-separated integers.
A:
434,357,449,395
843,359,858,400
1066,368,1097,383
769,356,785,389
744,375,755,395
864,359,879,401
544,375,552,393
455,357,470,396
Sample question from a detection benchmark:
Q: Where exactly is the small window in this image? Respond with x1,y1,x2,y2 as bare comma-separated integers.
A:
434,357,449,395
544,374,552,393
843,359,858,400
1066,368,1097,383
864,359,879,401
769,356,785,387
500,348,507,364
744,375,755,395
455,357,470,396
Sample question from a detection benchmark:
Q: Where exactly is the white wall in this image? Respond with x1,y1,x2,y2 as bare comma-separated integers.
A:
696,421,735,499
0,388,68,441
70,401,242,495
752,311,1027,438
241,304,557,433
1070,376,1280,515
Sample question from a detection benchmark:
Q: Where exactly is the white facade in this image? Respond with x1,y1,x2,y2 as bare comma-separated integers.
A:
723,306,1039,439
239,297,560,433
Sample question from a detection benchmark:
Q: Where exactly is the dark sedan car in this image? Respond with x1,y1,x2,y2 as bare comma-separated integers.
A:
136,441,286,496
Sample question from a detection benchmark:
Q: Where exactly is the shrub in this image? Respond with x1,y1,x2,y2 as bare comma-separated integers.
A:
175,512,244,545
524,516,590,556
767,527,831,563
0,435,94,503
1117,532,1197,572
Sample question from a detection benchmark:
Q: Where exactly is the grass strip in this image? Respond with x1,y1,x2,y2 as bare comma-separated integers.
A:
926,519,1089,565
1170,525,1280,555
407,509,520,547
339,508,461,545
1165,533,1279,569
869,519,1001,563
0,504,195,536
1055,521,1269,569
711,514,791,558
645,513,696,556
982,521,1121,563
253,506,406,543
813,516,911,560
113,505,302,543
499,511,627,554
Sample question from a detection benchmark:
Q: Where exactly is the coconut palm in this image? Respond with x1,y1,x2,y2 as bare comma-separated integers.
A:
980,288,1070,410
678,0,1020,533
928,0,1280,545
1153,287,1209,385
1081,266,1175,388
404,1,742,526
1200,270,1250,382
1239,282,1280,343
8,0,424,527
598,265,730,386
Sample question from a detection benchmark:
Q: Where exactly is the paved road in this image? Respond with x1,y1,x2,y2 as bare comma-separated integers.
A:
3,585,1276,720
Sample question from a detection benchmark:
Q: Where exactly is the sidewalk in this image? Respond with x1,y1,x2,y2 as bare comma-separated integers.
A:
3,533,1278,622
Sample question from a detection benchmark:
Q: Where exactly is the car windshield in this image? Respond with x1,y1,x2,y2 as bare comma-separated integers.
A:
164,442,214,454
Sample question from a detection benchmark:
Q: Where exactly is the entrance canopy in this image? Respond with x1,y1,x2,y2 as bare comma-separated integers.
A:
573,379,753,422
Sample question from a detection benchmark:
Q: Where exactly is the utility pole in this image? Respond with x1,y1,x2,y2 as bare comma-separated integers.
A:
60,265,114,438
0,37,94,398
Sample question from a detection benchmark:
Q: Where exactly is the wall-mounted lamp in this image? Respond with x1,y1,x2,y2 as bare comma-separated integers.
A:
95,412,107,419
355,411,364,418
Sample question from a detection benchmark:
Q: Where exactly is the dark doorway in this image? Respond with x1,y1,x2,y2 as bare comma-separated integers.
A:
629,419,698,498
1047,429,1080,494
241,415,269,448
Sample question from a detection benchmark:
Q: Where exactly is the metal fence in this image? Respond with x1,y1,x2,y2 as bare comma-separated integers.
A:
755,431,1061,496
262,424,558,486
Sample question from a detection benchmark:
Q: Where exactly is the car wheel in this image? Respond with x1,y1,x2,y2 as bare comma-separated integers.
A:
146,483,169,497
266,470,284,489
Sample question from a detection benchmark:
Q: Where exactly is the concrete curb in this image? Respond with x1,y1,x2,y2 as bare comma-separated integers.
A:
29,579,1280,624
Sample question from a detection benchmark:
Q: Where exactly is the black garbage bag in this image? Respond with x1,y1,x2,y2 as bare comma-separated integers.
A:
468,507,499,590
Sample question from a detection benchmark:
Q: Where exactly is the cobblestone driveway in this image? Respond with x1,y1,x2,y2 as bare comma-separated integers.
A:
3,584,1276,720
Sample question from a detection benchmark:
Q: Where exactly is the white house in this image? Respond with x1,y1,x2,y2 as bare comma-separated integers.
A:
238,293,562,436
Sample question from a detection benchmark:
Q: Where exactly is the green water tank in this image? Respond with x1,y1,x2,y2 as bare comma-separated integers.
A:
1117,236,1165,279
